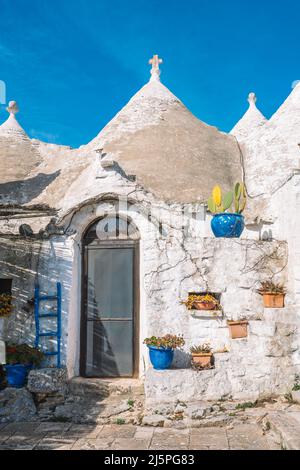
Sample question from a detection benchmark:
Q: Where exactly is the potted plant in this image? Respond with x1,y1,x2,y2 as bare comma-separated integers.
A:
257,281,286,308
5,343,44,388
0,293,12,318
182,293,221,311
207,182,246,238
190,343,213,367
143,334,185,370
227,318,248,339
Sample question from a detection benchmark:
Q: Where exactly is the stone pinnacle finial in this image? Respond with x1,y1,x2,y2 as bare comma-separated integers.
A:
149,54,163,82
248,92,257,106
6,100,19,115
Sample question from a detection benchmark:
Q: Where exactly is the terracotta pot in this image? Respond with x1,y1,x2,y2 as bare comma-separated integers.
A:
193,301,217,311
262,293,285,308
191,353,212,367
228,321,248,339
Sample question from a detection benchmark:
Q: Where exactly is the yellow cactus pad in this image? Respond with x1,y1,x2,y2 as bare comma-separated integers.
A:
212,185,222,206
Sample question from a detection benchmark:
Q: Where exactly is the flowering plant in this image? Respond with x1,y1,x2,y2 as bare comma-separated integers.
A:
6,343,44,366
182,294,220,310
143,334,185,350
0,294,12,317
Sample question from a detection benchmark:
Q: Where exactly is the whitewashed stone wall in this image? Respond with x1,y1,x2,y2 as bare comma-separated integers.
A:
0,173,299,400
0,236,74,366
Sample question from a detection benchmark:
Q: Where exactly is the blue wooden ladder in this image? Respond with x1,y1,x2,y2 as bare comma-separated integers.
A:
34,282,62,368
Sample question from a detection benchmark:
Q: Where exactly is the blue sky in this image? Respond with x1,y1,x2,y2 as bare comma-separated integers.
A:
0,0,299,147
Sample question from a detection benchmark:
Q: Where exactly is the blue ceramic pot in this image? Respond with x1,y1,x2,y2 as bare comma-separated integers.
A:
5,364,29,388
211,213,245,238
148,346,174,370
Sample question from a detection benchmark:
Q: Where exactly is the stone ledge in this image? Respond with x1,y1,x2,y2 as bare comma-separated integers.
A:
190,311,224,320
145,361,296,405
145,368,255,404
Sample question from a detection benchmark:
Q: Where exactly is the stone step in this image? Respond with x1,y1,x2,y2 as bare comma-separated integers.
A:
263,412,300,450
68,377,110,399
68,377,144,399
104,378,144,397
54,398,131,424
52,393,145,425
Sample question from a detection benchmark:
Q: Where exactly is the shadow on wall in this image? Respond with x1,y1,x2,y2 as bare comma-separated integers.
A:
0,236,72,366
0,171,60,204
84,280,119,377
172,349,191,369
246,221,273,241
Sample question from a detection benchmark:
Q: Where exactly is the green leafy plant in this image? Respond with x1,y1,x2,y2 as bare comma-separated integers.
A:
127,399,135,407
115,418,125,425
257,281,286,295
190,343,212,354
6,343,44,366
235,401,257,410
292,375,300,391
143,334,185,349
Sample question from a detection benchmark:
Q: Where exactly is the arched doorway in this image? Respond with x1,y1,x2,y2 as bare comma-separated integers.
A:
80,215,140,377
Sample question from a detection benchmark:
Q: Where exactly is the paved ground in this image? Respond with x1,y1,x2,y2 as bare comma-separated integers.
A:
0,422,278,450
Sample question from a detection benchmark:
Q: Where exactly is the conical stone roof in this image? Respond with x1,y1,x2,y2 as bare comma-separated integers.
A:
85,58,242,203
231,93,267,141
239,83,300,198
0,101,42,184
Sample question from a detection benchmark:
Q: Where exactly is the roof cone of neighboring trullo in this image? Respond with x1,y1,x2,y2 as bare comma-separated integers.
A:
85,55,242,203
231,93,267,141
236,82,300,200
267,80,300,147
0,101,42,184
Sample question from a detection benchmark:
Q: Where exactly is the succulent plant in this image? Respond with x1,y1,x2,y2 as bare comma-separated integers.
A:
257,281,286,295
190,343,212,354
143,334,185,349
207,182,246,215
207,185,233,214
234,182,247,214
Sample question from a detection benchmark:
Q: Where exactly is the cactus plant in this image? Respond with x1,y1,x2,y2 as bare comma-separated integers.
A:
207,182,246,215
234,182,246,214
207,185,233,214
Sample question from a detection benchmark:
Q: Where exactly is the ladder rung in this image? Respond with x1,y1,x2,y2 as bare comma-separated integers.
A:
38,295,57,301
34,282,62,368
39,331,58,337
38,313,58,318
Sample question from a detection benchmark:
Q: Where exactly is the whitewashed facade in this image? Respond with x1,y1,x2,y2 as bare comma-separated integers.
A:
0,58,299,401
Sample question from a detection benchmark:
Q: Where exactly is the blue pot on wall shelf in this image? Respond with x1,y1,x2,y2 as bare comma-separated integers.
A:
148,346,174,370
211,213,245,238
5,364,31,388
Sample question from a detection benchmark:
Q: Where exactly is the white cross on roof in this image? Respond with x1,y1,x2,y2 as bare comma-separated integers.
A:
149,54,163,82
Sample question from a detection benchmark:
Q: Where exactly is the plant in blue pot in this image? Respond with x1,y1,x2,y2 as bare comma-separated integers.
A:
144,334,185,370
208,182,246,238
5,343,44,388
